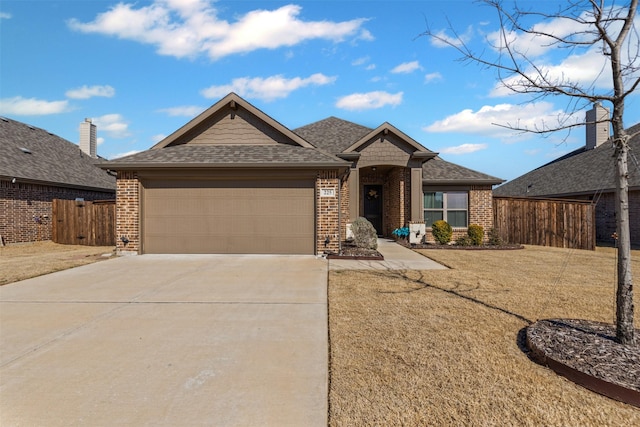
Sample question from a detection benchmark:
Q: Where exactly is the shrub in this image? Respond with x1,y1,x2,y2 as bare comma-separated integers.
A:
467,224,484,246
487,227,503,246
350,217,378,250
432,220,452,245
455,235,473,246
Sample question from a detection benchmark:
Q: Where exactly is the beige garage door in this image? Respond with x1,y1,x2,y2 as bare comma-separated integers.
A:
142,179,315,254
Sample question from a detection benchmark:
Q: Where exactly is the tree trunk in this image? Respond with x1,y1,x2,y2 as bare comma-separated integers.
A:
614,138,635,345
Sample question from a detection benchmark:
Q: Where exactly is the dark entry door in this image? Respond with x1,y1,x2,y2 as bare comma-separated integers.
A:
363,185,383,235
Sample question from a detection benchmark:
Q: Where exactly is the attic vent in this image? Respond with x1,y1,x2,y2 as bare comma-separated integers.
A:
0,117,8,122
19,147,32,154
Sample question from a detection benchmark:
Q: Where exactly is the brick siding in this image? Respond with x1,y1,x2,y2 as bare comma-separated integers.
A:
115,171,140,253
575,190,639,246
385,167,410,236
316,171,342,254
469,185,495,238
0,180,114,244
423,185,495,244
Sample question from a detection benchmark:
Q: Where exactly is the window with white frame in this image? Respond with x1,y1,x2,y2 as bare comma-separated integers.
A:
424,191,468,228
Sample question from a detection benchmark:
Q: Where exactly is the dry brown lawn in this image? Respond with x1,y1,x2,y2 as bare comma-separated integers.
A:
0,241,115,286
329,245,640,426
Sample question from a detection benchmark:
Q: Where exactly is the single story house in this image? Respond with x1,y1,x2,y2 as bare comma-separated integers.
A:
103,93,503,255
0,117,116,244
494,104,639,247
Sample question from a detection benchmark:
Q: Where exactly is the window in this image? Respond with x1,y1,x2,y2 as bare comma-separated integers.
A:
424,191,468,228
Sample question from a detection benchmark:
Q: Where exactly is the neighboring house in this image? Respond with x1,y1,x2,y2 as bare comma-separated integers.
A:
103,93,503,255
0,117,116,244
493,104,640,247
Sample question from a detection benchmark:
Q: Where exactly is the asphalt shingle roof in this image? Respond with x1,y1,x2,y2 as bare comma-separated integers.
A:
294,117,373,154
0,117,116,191
108,144,348,166
494,123,640,197
423,156,504,184
296,117,503,184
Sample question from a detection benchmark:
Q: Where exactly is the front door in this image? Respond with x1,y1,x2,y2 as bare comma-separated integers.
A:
363,185,383,235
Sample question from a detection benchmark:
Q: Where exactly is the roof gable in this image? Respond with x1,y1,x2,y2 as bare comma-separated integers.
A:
154,93,314,149
343,122,432,155
0,117,115,191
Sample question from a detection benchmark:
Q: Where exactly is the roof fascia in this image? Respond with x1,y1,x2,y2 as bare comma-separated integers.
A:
0,176,115,192
343,122,432,154
423,178,505,186
151,92,314,149
100,161,350,171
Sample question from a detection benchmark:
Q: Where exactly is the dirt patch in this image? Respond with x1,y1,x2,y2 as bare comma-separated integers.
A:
0,241,115,286
329,245,640,425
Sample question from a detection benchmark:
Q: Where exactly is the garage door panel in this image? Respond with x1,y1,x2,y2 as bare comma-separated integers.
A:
142,179,315,254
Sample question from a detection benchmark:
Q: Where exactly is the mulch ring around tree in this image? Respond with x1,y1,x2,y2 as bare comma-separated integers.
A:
526,318,640,408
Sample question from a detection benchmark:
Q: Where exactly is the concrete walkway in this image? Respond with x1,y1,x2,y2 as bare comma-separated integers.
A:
0,255,328,426
328,239,448,270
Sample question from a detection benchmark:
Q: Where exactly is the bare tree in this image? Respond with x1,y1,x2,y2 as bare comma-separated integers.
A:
422,0,638,345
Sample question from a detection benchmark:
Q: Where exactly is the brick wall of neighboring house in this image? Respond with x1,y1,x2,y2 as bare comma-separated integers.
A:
115,171,140,253
0,180,114,244
316,171,341,254
575,190,639,246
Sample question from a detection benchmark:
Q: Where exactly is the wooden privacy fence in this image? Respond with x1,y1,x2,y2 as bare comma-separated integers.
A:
52,199,116,246
493,196,596,250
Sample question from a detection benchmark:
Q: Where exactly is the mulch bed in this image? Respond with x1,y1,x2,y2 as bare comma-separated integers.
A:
396,240,524,250
526,318,640,407
325,245,384,260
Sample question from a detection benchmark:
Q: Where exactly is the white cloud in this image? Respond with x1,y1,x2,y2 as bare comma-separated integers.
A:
439,143,488,155
335,91,403,111
391,61,422,74
490,47,614,97
68,1,369,60
424,72,443,83
110,150,141,159
0,96,70,115
97,137,105,146
151,134,166,143
430,25,473,48
352,56,369,66
157,105,204,117
92,113,131,138
424,102,577,141
201,73,336,101
0,12,11,19
65,85,115,99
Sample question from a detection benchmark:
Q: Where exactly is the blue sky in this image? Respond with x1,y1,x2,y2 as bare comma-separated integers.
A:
1,0,638,181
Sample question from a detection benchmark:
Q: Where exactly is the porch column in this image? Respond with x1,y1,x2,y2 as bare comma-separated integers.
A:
410,167,423,222
348,167,359,220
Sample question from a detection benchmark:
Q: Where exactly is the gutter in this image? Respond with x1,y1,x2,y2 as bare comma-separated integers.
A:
100,162,351,171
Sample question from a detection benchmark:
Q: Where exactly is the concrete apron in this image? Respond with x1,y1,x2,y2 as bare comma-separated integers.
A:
0,254,328,427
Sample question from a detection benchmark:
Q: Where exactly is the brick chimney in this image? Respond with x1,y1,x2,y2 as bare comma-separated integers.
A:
79,118,97,158
585,103,610,150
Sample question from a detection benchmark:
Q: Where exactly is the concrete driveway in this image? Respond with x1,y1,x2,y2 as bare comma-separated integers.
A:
0,254,328,426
